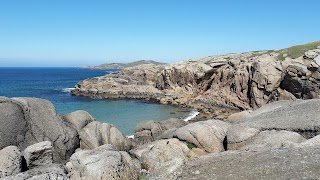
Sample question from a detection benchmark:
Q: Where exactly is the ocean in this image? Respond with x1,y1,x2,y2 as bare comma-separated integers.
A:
0,67,192,135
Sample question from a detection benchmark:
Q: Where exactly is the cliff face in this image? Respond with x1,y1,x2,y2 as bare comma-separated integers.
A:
71,41,320,114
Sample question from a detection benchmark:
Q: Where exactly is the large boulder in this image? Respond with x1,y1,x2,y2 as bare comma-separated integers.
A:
172,120,230,153
133,118,187,146
130,138,203,173
0,97,79,163
65,145,141,180
23,141,53,168
79,121,131,151
235,99,320,138
62,110,95,131
2,164,68,180
239,130,306,151
0,146,22,178
175,147,320,180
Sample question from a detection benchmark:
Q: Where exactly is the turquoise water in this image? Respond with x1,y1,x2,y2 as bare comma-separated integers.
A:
0,67,190,135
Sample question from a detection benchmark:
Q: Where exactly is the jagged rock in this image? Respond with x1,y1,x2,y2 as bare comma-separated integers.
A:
172,120,230,153
239,130,306,151
62,110,95,131
175,146,320,180
2,164,68,180
23,141,53,168
133,118,187,146
0,146,22,178
0,97,79,163
71,64,165,101
71,42,320,113
65,145,141,180
130,138,203,173
79,121,131,151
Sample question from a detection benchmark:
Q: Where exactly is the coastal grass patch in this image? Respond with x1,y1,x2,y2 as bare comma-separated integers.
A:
186,141,197,149
276,41,320,61
139,173,147,180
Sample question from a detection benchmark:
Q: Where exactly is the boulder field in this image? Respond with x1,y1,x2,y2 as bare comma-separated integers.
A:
1,96,320,179
71,42,320,118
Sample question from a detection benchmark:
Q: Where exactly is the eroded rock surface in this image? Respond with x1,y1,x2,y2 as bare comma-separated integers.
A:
0,97,79,163
133,118,187,146
0,146,22,178
175,147,320,180
66,145,141,180
79,121,131,151
71,42,320,115
23,141,53,168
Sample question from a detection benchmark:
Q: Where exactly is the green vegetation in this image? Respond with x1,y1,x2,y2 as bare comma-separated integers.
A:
186,142,197,149
276,41,320,61
139,173,147,180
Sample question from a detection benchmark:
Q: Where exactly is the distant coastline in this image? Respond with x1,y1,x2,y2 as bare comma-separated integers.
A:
83,60,166,70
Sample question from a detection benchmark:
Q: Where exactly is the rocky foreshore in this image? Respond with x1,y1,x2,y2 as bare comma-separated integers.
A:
71,41,320,118
1,96,320,179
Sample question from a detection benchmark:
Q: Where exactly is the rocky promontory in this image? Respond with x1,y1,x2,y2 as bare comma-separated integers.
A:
1,96,320,179
83,60,165,70
71,41,320,117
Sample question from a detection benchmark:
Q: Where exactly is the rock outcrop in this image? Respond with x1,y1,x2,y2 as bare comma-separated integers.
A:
66,145,141,180
2,164,68,180
175,146,320,180
71,41,320,116
71,64,165,101
133,118,187,146
0,97,79,163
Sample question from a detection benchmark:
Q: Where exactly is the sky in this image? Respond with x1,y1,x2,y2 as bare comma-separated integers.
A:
0,0,320,67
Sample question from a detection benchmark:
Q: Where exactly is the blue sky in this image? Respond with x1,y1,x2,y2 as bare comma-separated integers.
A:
0,0,320,67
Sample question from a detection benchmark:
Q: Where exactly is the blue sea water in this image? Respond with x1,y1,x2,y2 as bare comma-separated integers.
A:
0,67,190,135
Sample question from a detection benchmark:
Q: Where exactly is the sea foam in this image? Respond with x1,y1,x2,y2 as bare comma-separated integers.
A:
183,110,200,122
62,88,75,93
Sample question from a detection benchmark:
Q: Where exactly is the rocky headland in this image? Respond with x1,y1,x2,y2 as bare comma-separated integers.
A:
71,41,320,118
2,41,320,179
1,96,320,179
83,60,165,70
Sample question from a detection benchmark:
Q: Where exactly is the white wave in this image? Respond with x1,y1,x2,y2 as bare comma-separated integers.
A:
183,110,200,122
62,88,75,93
127,135,134,139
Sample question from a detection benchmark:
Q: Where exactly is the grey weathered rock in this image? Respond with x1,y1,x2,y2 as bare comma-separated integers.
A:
226,110,252,123
0,146,22,178
173,120,230,153
236,99,320,138
146,159,185,180
0,97,79,163
175,147,320,180
227,125,260,150
130,138,203,175
23,141,53,168
62,110,95,131
2,164,68,180
133,118,187,146
66,144,141,180
239,130,306,151
79,121,131,151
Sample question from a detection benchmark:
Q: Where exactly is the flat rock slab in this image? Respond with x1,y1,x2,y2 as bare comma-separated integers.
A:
176,147,320,180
